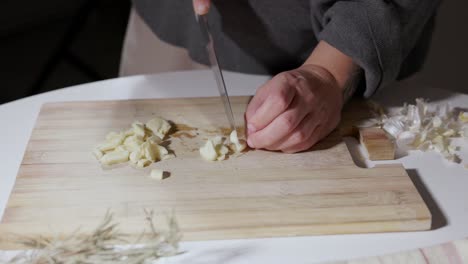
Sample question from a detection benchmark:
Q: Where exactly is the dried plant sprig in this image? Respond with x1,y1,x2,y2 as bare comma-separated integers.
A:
6,210,182,264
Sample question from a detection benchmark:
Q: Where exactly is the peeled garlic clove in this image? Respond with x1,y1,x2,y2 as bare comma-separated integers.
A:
100,150,129,165
146,117,171,140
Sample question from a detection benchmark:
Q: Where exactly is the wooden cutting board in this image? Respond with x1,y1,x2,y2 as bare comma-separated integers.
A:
0,97,431,249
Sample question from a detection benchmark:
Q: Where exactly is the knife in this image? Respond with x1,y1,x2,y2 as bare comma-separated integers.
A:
197,14,236,131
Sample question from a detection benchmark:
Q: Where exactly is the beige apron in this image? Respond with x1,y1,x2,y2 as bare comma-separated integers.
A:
119,8,207,77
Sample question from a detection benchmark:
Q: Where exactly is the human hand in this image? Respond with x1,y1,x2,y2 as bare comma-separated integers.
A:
193,0,211,15
245,64,344,153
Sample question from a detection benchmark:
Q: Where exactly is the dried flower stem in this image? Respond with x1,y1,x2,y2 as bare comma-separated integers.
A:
6,210,182,264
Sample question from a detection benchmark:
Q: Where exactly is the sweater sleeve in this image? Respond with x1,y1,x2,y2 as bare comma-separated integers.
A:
311,0,440,97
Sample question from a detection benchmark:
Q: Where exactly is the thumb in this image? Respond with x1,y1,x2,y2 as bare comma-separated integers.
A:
193,0,211,15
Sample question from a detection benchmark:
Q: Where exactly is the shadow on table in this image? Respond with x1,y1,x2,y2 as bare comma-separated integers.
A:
372,74,465,108
406,169,447,230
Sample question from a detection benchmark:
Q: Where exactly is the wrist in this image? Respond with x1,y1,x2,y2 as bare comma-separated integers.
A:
303,40,361,101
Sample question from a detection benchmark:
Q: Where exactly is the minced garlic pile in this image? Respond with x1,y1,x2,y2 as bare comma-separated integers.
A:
93,117,174,178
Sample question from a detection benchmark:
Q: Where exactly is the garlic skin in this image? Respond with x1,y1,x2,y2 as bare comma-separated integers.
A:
379,98,467,163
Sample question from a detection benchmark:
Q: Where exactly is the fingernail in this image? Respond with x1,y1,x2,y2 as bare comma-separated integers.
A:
247,123,256,135
196,3,209,15
247,138,255,148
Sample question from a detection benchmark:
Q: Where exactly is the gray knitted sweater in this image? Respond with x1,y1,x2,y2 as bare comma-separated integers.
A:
133,0,440,97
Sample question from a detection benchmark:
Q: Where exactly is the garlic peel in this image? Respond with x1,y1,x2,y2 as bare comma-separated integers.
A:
379,98,466,164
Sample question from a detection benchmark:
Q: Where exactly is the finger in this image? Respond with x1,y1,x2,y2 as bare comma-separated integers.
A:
246,96,309,149
282,124,322,154
193,0,210,15
246,73,296,134
274,112,319,152
244,83,270,124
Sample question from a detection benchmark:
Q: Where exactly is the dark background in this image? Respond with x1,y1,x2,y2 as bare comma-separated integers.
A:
0,0,131,104
0,0,466,105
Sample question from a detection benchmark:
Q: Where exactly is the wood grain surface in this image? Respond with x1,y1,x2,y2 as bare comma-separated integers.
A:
0,97,431,249
360,127,396,160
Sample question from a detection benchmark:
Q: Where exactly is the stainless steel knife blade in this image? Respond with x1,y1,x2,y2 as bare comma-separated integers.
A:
197,14,236,131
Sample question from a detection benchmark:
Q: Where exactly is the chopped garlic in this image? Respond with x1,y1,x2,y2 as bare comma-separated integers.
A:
199,140,219,161
124,135,144,152
142,142,157,162
459,112,468,123
132,122,146,138
97,132,125,152
129,149,142,164
136,159,151,168
162,153,176,160
100,149,129,165
200,130,248,161
150,169,164,180
93,117,173,169
146,135,162,145
230,130,246,152
146,117,171,140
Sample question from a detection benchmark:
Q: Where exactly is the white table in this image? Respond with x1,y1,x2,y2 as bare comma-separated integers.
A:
1,70,467,263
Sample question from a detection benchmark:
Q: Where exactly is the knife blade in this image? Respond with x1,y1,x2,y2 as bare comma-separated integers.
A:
197,14,236,131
